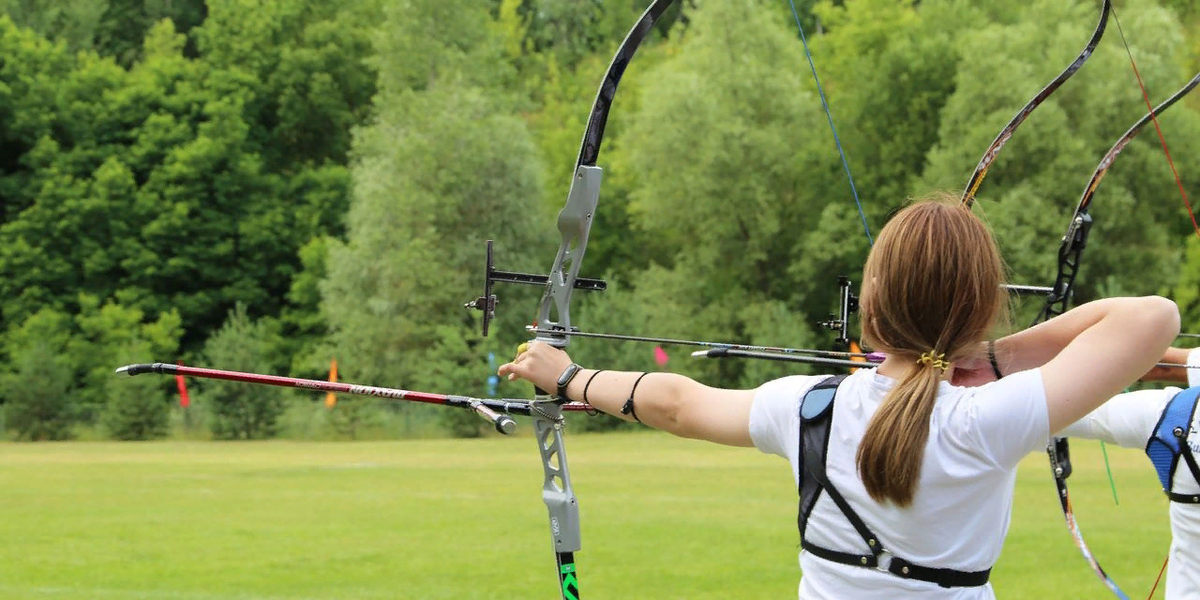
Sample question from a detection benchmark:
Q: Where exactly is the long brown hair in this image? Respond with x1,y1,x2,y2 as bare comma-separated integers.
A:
856,195,1005,506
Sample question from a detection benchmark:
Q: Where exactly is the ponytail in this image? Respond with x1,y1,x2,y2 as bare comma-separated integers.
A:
856,357,944,506
855,197,1005,507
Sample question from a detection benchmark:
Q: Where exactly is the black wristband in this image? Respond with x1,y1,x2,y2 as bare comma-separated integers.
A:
621,372,650,423
988,340,1003,380
556,363,583,401
582,370,604,415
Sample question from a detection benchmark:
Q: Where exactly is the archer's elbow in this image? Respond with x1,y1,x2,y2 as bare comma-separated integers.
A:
1139,295,1180,349
644,373,697,436
643,374,705,436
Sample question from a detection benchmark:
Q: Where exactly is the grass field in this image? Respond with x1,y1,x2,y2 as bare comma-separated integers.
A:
0,432,1175,599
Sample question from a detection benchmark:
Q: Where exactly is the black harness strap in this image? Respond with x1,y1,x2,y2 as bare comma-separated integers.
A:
1169,422,1200,503
797,375,991,589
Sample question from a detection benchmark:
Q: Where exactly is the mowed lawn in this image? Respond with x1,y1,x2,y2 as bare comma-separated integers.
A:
0,432,1174,599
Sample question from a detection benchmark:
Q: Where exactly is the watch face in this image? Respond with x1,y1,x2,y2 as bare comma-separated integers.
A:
558,364,579,385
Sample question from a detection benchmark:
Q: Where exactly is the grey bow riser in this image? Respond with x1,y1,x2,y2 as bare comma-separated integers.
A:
535,166,603,349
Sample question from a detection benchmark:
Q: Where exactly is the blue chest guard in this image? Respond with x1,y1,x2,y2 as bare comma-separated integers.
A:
1146,386,1200,503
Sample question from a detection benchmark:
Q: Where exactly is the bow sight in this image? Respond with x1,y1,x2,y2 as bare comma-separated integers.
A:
818,276,859,350
464,240,607,337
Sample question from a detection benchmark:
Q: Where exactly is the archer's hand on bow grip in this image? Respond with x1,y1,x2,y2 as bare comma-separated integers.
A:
499,341,574,394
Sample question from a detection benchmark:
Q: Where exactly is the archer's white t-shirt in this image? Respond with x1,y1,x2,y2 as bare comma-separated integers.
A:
1059,349,1200,600
750,367,1050,599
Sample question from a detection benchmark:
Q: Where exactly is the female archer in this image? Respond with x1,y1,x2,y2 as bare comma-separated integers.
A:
499,196,1179,599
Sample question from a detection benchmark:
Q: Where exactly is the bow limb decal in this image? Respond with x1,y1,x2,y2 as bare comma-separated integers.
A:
961,0,1112,207
526,2,678,598
1036,71,1200,600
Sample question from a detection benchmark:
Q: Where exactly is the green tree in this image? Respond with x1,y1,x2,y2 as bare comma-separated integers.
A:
102,341,170,441
194,0,380,170
94,0,208,66
1171,235,1200,333
199,304,287,440
321,0,548,413
0,15,371,354
0,0,107,53
70,296,182,423
323,83,546,400
1,311,77,441
571,0,840,388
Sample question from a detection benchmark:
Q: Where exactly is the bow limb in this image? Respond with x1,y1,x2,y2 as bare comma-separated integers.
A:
529,3,678,599
961,0,1112,207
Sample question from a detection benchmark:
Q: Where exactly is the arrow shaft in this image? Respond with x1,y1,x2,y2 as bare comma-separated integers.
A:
527,326,881,360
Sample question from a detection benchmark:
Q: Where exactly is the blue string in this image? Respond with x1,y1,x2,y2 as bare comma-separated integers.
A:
785,1,873,246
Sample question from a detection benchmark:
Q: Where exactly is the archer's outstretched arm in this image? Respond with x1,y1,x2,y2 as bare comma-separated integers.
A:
498,343,756,447
1140,347,1199,383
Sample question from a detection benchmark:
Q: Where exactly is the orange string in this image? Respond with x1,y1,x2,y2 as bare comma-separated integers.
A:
1146,553,1169,599
1112,8,1200,239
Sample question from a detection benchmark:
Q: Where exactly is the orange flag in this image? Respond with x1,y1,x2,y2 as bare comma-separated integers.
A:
849,341,867,373
325,359,338,408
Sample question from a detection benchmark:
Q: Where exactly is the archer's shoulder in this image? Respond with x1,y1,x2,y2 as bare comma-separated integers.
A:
754,370,874,406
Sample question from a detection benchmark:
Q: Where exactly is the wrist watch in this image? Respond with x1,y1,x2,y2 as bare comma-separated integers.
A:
556,363,583,401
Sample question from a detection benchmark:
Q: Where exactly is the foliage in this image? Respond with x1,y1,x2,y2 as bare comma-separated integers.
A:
0,0,107,53
199,304,287,440
0,5,374,356
102,348,170,440
71,296,183,423
2,337,76,441
281,235,334,377
1,0,1200,438
918,0,1198,312
0,300,179,438
322,0,546,413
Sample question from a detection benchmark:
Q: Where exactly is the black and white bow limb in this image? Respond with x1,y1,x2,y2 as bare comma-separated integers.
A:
960,0,1112,208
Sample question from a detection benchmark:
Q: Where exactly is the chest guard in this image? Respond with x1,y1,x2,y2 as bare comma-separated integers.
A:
1146,386,1200,503
796,374,990,588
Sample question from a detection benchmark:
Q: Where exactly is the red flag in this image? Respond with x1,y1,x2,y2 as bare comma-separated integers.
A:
654,346,669,367
175,362,190,408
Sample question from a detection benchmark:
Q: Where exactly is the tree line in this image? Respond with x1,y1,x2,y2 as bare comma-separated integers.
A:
2,0,1199,441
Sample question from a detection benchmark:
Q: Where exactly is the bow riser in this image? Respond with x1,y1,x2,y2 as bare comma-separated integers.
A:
525,3,680,598
534,166,602,350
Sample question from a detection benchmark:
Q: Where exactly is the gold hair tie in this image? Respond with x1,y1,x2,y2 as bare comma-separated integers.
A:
917,351,950,372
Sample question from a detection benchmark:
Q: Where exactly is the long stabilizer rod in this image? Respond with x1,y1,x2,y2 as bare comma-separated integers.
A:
115,363,594,433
